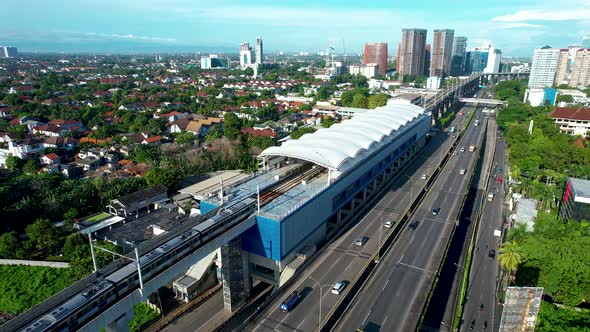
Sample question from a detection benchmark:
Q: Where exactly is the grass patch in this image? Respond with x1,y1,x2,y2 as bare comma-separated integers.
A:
83,212,111,224
0,265,77,314
129,302,160,332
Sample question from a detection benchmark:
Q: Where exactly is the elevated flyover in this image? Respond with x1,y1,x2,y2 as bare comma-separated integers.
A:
459,98,506,106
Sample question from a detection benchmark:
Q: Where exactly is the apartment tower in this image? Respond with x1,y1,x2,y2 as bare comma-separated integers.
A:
398,28,428,77
363,42,388,76
430,29,454,77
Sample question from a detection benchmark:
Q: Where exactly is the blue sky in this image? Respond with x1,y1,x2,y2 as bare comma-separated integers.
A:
1,0,589,56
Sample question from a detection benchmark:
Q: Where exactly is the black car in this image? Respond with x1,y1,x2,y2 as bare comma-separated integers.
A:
469,320,475,330
432,207,441,215
488,249,496,258
409,220,420,230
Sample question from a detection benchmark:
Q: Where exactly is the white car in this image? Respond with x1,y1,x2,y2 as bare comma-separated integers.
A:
460,147,465,152
384,220,394,228
421,174,428,180
355,237,368,246
331,281,346,294
459,169,466,175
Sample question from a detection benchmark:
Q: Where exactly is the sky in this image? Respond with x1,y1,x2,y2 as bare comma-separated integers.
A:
1,0,590,56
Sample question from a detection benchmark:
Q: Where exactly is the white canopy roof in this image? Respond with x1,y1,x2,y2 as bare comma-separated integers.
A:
259,99,428,174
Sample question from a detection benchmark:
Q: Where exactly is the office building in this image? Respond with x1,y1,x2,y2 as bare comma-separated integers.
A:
398,28,427,77
484,46,502,73
528,46,563,88
570,49,590,87
582,37,590,49
560,177,590,222
363,42,388,76
568,44,582,66
465,48,489,74
424,44,431,76
549,106,590,137
451,36,467,76
430,29,454,77
349,64,379,79
200,54,230,69
0,46,18,58
240,42,253,69
426,76,442,90
255,37,263,65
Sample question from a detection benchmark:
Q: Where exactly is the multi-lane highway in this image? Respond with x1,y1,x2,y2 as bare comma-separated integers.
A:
460,118,506,331
333,106,486,331
243,105,477,332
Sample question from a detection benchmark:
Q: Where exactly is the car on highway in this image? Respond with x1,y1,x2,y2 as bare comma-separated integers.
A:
453,151,458,156
469,320,475,330
409,220,420,230
497,176,503,184
498,167,503,173
432,207,441,215
331,281,346,295
280,291,300,312
384,220,395,228
488,249,496,258
421,174,428,180
460,147,465,152
355,236,368,246
459,169,466,175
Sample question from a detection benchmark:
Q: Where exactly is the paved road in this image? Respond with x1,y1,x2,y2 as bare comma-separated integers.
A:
160,291,226,332
243,106,477,332
334,107,486,332
460,119,506,332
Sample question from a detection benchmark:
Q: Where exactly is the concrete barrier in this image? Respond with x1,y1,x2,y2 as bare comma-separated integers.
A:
0,259,69,268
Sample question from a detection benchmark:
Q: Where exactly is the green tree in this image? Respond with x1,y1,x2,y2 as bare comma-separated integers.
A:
351,94,369,108
144,168,181,189
556,94,574,103
341,91,354,107
23,159,40,174
290,127,316,139
223,112,242,139
320,116,336,128
368,94,389,109
498,241,524,275
175,132,196,146
25,218,59,250
5,156,22,171
0,231,20,258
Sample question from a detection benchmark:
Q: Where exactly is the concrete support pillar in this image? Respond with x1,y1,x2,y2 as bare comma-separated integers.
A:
221,237,246,313
105,308,134,332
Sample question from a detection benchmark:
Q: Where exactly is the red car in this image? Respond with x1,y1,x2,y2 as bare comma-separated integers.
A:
497,177,503,184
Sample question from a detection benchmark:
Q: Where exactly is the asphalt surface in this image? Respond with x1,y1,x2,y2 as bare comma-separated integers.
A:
243,106,476,332
334,107,486,332
160,291,226,332
460,119,506,332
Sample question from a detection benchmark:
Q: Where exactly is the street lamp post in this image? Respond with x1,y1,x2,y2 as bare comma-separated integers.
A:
309,277,332,329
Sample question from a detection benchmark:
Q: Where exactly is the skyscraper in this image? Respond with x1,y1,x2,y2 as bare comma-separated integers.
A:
484,46,502,73
430,29,454,77
0,46,18,58
465,48,489,74
363,42,388,76
582,37,590,49
398,28,427,77
450,37,467,76
424,44,431,77
555,49,569,86
570,49,590,87
255,37,263,65
529,46,565,88
240,42,253,69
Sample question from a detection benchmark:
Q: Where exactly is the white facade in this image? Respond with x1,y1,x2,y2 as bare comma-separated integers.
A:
255,37,263,65
240,43,253,69
529,47,561,88
570,49,590,87
524,88,546,107
426,76,442,90
349,64,378,79
484,47,502,73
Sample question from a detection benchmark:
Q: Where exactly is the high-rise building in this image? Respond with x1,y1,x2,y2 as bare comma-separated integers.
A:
529,46,564,88
465,48,489,74
484,46,502,73
430,29,454,77
363,42,388,76
396,42,401,74
450,37,467,76
582,37,590,49
555,49,569,86
568,45,582,66
424,44,431,77
570,49,590,87
240,42,253,69
201,54,230,69
0,46,18,58
398,28,427,77
255,37,263,65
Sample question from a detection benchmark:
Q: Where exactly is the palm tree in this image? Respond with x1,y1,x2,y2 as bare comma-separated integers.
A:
498,241,524,279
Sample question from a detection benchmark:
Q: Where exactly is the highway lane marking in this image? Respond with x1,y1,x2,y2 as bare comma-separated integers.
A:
362,308,372,326
398,262,437,275
295,318,305,331
343,260,354,272
382,278,390,291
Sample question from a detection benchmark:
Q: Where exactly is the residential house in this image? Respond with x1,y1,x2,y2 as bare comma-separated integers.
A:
185,118,223,136
33,125,68,137
41,153,61,165
76,156,102,171
44,136,78,150
141,135,163,146
241,127,277,138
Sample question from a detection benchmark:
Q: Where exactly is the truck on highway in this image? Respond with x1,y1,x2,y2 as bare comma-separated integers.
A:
487,192,495,201
280,291,300,312
469,144,475,152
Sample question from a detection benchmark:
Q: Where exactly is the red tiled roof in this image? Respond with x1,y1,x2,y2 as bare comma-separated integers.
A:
549,107,590,121
143,135,162,143
241,127,277,138
44,153,60,160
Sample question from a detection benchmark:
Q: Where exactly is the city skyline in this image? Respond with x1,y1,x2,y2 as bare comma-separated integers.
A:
1,0,590,56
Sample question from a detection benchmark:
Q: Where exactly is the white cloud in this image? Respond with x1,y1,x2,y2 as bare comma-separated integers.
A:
492,9,590,22
82,32,176,43
495,22,543,29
